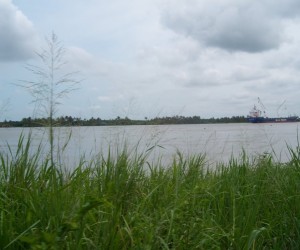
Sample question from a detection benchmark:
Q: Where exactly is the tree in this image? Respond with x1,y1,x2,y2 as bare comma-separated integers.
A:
20,32,79,166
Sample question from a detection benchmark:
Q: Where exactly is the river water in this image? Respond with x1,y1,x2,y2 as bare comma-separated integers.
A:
0,123,299,167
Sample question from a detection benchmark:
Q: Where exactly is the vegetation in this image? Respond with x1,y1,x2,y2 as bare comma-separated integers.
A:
2,32,296,249
17,32,79,166
1,134,300,249
0,115,247,127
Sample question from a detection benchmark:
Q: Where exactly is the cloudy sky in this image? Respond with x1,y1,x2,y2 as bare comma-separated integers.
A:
1,0,300,120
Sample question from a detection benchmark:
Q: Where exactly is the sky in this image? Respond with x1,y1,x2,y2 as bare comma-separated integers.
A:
1,0,300,120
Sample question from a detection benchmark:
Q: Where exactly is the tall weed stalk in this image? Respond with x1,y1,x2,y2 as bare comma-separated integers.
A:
18,32,79,167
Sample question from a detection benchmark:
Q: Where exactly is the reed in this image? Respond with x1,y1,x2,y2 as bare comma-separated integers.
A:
1,135,300,249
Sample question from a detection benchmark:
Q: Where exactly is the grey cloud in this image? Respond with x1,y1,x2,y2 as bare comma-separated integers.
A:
266,0,300,18
161,0,293,53
0,0,37,61
230,67,268,82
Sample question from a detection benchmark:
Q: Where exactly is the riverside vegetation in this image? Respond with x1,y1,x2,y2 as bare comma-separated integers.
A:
1,133,300,249
3,32,300,249
0,115,247,127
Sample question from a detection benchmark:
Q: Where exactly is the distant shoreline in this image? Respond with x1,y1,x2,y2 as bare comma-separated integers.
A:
0,115,247,127
3,115,298,127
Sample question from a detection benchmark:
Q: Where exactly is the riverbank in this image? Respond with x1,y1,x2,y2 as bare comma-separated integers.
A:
1,137,300,249
0,115,247,127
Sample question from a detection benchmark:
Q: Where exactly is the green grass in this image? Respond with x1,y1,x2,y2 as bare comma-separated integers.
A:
1,135,300,249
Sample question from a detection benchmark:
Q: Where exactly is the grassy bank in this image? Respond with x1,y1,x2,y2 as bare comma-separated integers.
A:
1,136,300,249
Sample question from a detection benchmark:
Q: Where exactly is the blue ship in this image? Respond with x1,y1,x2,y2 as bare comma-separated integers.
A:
247,105,299,123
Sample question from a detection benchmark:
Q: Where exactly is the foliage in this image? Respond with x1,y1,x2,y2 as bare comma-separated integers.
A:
1,135,300,249
0,115,247,127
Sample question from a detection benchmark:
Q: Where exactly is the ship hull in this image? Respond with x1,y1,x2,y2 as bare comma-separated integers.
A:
248,116,299,123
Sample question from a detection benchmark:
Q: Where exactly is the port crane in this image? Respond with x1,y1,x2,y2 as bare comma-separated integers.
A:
277,100,286,117
257,97,267,117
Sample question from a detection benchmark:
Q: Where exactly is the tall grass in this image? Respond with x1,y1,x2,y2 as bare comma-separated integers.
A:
1,135,300,249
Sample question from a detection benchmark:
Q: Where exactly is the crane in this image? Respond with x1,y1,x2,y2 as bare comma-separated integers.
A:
277,100,286,117
257,97,267,117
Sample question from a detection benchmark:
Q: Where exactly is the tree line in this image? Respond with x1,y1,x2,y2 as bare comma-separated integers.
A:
0,115,247,127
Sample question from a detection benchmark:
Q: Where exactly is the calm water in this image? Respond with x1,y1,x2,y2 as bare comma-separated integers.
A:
0,123,299,167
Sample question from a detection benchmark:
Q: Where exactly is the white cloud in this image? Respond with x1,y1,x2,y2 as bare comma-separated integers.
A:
0,0,38,61
3,0,300,119
161,0,300,53
97,94,124,102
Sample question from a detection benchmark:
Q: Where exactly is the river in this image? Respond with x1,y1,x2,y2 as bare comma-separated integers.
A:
0,123,299,167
